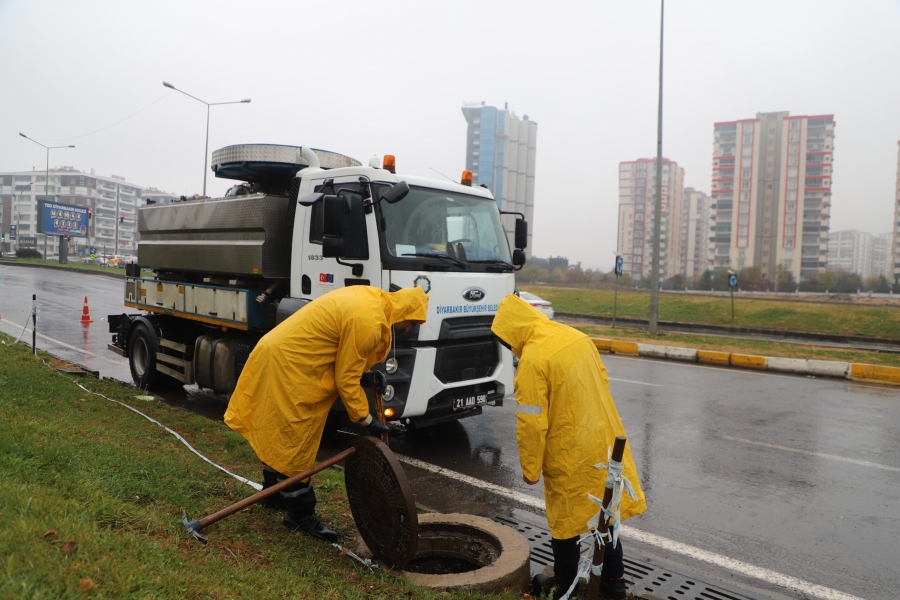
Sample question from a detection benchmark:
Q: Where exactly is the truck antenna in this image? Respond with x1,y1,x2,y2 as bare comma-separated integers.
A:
429,167,456,182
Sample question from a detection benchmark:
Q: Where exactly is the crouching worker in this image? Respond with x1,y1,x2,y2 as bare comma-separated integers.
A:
491,294,646,599
224,286,428,542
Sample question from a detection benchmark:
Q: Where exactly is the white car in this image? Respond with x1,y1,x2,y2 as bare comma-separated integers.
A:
520,291,554,320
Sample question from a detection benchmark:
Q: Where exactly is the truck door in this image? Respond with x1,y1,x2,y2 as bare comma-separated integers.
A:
302,177,381,299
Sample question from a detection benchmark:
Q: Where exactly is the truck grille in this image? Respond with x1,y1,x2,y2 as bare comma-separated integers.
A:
434,341,498,383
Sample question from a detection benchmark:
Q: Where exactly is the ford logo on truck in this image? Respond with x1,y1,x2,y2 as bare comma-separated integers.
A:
462,287,486,302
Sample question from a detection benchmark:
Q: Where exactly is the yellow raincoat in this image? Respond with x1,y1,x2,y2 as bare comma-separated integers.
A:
224,286,428,476
491,294,646,539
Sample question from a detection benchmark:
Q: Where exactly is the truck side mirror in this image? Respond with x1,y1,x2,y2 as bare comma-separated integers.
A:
297,192,323,207
382,181,410,204
515,218,528,250
323,195,345,236
512,249,526,267
322,236,345,258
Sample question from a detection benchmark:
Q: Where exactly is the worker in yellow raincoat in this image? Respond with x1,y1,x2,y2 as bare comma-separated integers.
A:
225,286,428,541
491,294,646,600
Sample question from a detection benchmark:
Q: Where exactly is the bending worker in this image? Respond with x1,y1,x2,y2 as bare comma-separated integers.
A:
491,294,646,600
224,286,428,542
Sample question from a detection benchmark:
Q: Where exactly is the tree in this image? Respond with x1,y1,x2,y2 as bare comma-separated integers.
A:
548,267,566,283
694,269,714,290
738,266,762,289
617,272,634,287
863,275,891,293
817,269,837,292
517,263,548,283
774,263,796,292
714,269,731,291
566,264,590,284
665,274,686,290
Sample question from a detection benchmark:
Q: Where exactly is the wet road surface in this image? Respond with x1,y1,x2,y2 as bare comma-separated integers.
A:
3,264,898,600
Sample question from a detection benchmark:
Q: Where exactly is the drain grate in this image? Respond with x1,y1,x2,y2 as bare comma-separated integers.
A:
482,508,769,600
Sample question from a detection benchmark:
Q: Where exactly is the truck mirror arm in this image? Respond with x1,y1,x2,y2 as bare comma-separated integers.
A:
336,258,364,277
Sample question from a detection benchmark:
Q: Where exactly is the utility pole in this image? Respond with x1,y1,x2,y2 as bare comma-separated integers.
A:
19,134,74,261
648,0,665,335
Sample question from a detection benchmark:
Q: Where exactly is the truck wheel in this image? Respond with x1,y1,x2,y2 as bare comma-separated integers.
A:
129,322,178,391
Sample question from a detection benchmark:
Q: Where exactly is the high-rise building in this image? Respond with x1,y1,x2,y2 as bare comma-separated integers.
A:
872,232,893,279
462,102,537,257
617,158,685,280
709,112,835,281
680,187,711,278
1,167,146,258
827,230,874,277
893,141,900,284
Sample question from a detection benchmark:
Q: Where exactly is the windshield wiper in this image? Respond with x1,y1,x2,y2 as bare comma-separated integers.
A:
401,252,466,268
468,258,515,271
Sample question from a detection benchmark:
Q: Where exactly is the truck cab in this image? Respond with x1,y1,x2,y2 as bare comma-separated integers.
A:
109,144,527,429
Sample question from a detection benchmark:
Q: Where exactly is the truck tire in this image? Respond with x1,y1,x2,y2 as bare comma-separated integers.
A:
128,321,177,391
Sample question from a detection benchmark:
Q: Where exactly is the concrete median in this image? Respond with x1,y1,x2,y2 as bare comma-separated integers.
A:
850,363,900,385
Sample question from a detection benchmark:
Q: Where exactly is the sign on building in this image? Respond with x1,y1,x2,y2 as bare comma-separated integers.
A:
19,236,38,249
37,200,88,237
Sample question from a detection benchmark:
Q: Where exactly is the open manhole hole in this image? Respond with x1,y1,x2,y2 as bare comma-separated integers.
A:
401,513,531,592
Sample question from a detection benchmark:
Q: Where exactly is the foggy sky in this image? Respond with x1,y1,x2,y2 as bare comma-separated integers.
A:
2,0,898,271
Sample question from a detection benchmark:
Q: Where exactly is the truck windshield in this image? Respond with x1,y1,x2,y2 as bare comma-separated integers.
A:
378,185,512,267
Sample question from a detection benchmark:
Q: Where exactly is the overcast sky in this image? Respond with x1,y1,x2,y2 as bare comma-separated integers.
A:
2,0,898,270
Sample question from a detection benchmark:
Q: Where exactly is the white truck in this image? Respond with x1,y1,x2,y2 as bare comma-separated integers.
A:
107,144,528,429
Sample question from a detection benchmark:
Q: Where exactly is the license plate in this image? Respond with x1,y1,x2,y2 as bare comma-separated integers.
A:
452,390,495,410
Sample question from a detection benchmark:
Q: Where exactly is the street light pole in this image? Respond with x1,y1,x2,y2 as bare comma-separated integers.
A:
162,82,250,197
19,133,74,261
648,0,665,335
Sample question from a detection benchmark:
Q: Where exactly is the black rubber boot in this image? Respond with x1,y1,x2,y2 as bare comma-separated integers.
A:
259,465,285,509
284,513,338,543
532,574,557,597
598,577,627,600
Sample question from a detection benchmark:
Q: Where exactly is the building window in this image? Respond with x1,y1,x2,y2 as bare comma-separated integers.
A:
790,132,800,142
791,120,800,130
790,144,799,154
785,238,794,248
742,169,751,178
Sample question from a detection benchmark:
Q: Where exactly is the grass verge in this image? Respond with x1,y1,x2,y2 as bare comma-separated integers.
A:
572,324,900,368
524,285,900,340
0,258,126,277
0,334,517,600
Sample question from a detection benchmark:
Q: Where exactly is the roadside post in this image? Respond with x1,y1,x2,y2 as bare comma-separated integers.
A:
728,270,737,321
32,294,37,356
613,252,623,328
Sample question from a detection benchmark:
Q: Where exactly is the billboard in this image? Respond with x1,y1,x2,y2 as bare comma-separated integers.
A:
37,200,88,237
18,236,38,249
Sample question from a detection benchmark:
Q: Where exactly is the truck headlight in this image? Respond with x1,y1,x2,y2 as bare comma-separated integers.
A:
382,385,395,401
385,357,399,374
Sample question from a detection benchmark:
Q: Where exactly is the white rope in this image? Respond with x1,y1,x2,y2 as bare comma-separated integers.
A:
1,313,32,346
560,446,638,600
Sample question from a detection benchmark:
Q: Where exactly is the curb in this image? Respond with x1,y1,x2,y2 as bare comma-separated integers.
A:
591,336,900,386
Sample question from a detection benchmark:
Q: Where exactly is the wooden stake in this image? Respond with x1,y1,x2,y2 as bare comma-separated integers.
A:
587,435,627,600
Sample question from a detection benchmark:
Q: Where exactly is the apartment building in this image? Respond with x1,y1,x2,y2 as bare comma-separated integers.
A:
709,112,835,282
617,158,685,280
680,187,711,277
462,102,537,257
827,230,874,277
0,168,144,258
893,141,900,284
872,232,893,279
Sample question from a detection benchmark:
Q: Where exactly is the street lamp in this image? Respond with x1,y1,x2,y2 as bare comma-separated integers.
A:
163,81,251,197
19,133,75,261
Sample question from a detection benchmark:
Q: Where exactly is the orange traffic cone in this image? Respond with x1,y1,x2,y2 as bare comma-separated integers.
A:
80,296,94,324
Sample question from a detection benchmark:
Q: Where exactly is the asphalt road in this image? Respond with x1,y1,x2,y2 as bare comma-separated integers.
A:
3,264,898,600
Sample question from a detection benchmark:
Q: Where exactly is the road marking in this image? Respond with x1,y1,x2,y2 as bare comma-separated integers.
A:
609,377,662,387
723,435,900,473
0,317,122,365
396,453,863,600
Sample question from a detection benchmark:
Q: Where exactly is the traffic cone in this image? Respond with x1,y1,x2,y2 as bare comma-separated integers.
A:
80,296,93,324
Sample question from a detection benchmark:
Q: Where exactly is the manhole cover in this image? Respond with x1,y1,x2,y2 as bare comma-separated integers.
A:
345,437,418,568
482,508,769,600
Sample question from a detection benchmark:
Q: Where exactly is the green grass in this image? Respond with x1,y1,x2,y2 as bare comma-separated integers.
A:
573,325,900,368
0,258,125,276
0,336,519,600
524,285,900,340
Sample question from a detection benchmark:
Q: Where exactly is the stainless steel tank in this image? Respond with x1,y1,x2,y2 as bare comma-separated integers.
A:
137,194,291,278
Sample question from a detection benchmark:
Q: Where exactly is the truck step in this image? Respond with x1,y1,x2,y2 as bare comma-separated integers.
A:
159,338,188,353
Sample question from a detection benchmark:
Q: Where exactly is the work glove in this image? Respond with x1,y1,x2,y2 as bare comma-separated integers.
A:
360,370,388,395
366,418,390,438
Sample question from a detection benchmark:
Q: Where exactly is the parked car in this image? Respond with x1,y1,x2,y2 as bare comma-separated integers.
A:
519,291,554,320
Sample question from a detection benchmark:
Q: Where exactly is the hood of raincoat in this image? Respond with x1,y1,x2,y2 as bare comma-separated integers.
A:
384,287,428,325
491,293,548,358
